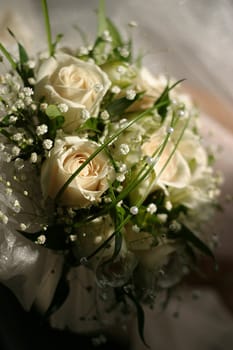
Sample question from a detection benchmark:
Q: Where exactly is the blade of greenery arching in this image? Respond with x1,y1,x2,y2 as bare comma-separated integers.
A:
124,289,149,348
155,79,185,121
0,43,17,70
41,0,53,56
97,0,108,37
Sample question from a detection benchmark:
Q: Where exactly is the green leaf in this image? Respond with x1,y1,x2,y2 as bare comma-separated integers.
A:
0,42,17,70
106,18,123,47
107,93,141,118
6,28,34,85
41,0,53,56
124,289,149,348
7,28,29,65
79,117,101,133
154,84,170,121
154,79,185,121
97,0,108,37
45,105,62,119
73,25,89,46
48,115,65,139
52,33,63,53
113,231,123,259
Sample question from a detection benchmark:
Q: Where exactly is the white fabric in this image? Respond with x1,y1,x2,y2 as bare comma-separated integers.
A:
0,0,233,349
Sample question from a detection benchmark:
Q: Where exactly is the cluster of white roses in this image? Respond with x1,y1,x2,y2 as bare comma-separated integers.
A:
23,50,218,291
0,4,220,318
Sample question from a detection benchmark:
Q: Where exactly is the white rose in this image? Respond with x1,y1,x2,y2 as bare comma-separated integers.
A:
128,68,168,111
41,136,114,207
129,127,191,203
170,129,216,210
35,52,111,132
125,224,177,270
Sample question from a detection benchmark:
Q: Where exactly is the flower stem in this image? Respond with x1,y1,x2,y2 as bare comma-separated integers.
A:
0,43,17,69
41,0,53,56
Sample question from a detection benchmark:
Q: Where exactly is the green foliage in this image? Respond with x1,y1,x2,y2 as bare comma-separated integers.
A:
124,288,149,348
7,29,34,86
106,94,141,119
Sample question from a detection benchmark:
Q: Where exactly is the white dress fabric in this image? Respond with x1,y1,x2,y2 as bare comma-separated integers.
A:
0,0,233,349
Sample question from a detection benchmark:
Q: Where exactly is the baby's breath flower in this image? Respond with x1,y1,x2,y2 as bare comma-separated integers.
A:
100,110,110,120
20,223,27,231
30,152,38,163
28,77,36,85
130,206,139,215
40,103,48,111
102,30,112,42
116,65,126,74
157,213,168,223
146,156,156,166
166,126,174,134
132,224,140,233
0,211,8,224
36,124,48,136
81,109,90,121
118,163,127,173
9,115,17,124
165,201,172,211
26,60,36,69
177,109,185,118
15,99,25,109
27,138,34,145
120,144,130,155
23,87,34,97
14,158,24,170
30,103,37,111
126,89,136,100
169,221,181,232
43,139,53,150
11,146,20,156
77,46,89,56
2,152,12,163
12,133,23,141
24,97,33,106
116,185,123,192
58,103,69,113
36,234,46,245
147,203,157,214
118,47,129,58
69,234,77,242
94,83,104,93
13,199,21,213
111,85,121,94
5,188,13,196
128,20,138,27
116,174,125,182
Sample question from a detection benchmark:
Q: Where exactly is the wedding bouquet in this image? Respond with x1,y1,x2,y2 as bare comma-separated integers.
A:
0,0,220,345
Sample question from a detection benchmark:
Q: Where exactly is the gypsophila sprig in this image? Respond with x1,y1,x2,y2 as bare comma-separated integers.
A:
0,0,221,346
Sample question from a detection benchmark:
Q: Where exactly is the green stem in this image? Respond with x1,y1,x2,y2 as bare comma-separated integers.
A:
0,43,17,69
41,0,53,56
